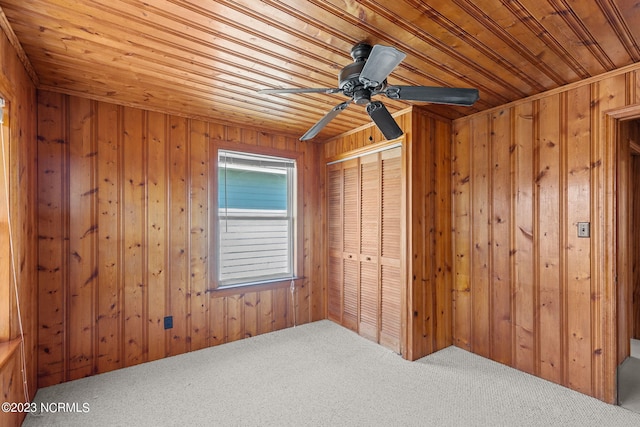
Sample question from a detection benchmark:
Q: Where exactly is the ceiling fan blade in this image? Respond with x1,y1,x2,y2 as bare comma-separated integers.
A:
383,86,480,106
366,101,403,140
258,87,341,94
300,101,350,141
359,45,406,89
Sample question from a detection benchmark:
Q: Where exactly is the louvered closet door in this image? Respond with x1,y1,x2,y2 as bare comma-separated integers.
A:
326,146,403,352
379,147,402,352
327,159,359,331
359,152,380,342
326,163,343,323
342,159,360,331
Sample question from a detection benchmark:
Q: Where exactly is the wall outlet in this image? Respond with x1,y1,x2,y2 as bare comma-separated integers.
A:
164,316,173,330
577,222,590,238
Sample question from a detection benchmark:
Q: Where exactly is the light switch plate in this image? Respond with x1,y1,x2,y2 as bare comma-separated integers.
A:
577,222,590,238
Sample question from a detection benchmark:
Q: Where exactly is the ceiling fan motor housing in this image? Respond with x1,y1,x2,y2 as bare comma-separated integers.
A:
339,43,379,104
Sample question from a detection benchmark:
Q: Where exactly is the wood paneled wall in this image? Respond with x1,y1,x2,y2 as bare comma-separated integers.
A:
631,121,640,340
324,107,453,361
452,66,640,402
0,22,39,427
36,91,324,387
408,108,453,360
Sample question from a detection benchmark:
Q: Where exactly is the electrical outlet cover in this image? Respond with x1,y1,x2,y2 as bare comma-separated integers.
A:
577,222,590,238
164,316,173,329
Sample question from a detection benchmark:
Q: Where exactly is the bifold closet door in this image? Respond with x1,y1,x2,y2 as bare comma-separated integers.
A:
326,147,402,353
359,153,380,341
379,148,402,352
327,163,342,323
358,148,402,351
327,159,359,331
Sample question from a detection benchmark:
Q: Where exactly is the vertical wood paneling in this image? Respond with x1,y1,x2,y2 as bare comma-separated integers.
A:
410,114,429,359
453,119,472,351
168,116,189,357
490,109,512,365
272,287,288,330
0,27,39,427
146,110,167,362
471,116,491,358
433,119,453,352
244,292,258,338
452,68,640,402
209,296,226,345
122,107,145,367
513,102,535,375
67,96,97,380
37,91,67,386
564,85,592,394
227,294,244,342
189,120,209,351
258,290,273,335
633,150,640,340
591,73,627,401
536,94,562,384
36,91,322,386
96,102,122,374
0,110,8,343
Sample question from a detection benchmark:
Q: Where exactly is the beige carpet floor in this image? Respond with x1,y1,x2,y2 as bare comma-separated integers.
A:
23,320,640,426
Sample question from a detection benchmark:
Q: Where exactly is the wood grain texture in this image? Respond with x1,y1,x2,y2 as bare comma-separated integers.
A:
325,107,453,360
36,91,323,386
633,160,640,340
631,122,640,341
3,1,639,141
0,23,39,427
452,65,640,403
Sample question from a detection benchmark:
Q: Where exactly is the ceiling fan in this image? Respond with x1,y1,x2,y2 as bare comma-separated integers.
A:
258,42,480,141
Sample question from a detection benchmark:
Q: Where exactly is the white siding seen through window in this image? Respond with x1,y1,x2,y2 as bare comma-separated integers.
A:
217,150,296,287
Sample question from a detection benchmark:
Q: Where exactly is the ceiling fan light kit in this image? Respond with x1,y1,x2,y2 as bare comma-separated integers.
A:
258,42,479,141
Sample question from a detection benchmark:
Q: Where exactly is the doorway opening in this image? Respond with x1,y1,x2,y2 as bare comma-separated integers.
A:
617,117,640,412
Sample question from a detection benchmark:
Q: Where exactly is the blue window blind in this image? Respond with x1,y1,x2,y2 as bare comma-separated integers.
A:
217,150,296,287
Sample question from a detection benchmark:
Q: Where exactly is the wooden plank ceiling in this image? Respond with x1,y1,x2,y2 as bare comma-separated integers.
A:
1,0,639,141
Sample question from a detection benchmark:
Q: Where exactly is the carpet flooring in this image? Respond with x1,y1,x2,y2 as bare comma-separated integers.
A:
23,320,640,426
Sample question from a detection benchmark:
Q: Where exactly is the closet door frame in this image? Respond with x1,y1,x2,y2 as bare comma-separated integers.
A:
325,141,407,354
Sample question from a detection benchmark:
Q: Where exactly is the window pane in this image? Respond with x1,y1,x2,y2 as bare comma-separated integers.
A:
218,168,287,213
218,150,295,287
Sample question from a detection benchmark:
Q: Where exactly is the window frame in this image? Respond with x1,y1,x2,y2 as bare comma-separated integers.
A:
211,142,303,292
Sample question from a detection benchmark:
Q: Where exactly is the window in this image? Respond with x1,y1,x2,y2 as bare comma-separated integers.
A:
217,149,296,287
